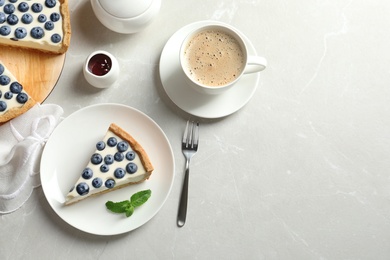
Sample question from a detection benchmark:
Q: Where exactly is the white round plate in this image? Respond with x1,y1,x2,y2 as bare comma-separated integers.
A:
40,103,174,235
159,20,261,119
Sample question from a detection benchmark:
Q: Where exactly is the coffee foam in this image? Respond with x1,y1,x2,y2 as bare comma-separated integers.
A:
183,29,245,87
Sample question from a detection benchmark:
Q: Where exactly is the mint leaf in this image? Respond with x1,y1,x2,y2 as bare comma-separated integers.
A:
105,200,130,213
125,205,135,217
131,189,152,207
105,189,152,218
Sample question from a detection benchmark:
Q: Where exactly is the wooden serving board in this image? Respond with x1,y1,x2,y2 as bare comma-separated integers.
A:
0,46,65,103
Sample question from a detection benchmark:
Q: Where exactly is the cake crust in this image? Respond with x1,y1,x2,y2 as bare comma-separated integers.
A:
64,176,151,206
0,0,71,54
109,123,154,173
0,60,38,123
58,0,71,54
0,97,36,123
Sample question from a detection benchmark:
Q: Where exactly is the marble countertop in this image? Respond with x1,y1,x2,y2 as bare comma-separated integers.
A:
2,0,390,259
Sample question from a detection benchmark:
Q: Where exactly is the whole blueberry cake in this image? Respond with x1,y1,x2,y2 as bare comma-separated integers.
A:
0,0,71,54
65,123,154,205
0,61,35,123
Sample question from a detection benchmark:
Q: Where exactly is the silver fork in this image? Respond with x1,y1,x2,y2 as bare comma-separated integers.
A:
177,120,199,227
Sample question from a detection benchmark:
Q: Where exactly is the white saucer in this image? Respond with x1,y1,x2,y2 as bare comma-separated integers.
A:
159,20,261,119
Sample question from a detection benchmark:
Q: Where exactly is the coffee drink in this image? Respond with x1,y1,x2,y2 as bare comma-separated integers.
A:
182,29,245,87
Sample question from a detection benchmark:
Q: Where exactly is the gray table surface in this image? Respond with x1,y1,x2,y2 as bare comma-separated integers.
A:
2,0,390,259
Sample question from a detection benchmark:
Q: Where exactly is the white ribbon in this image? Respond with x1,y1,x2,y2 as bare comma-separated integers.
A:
0,104,63,214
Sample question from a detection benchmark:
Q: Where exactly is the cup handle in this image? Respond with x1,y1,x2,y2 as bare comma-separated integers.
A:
243,56,267,74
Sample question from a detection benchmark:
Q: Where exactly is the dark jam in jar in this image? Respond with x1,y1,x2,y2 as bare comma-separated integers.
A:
88,54,112,76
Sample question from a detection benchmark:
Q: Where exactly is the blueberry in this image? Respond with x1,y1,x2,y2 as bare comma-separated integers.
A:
105,179,115,188
107,137,117,147
0,12,5,23
96,141,105,151
18,2,29,12
0,25,11,36
100,164,109,173
31,3,43,13
0,0,4,7
6,14,18,25
104,154,114,165
114,168,126,179
0,90,2,98
31,27,44,39
90,153,102,165
114,152,124,162
126,163,138,174
50,12,60,22
4,92,12,99
3,4,15,14
45,0,57,8
0,64,4,75
14,27,27,39
92,177,102,188
10,82,22,93
76,182,89,196
0,101,6,112
117,141,129,152
81,168,93,179
125,151,136,161
51,33,61,43
16,93,28,104
37,14,46,23
9,0,17,3
44,21,54,30
0,75,10,85
21,13,33,24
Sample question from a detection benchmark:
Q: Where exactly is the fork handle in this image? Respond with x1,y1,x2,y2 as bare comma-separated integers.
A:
177,167,189,227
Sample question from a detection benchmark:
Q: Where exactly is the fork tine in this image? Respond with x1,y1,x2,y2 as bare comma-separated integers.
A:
192,122,199,147
183,120,189,144
187,121,193,146
183,121,199,149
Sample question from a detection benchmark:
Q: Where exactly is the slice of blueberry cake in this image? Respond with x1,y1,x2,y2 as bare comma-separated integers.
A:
0,0,71,54
65,123,154,205
0,61,35,123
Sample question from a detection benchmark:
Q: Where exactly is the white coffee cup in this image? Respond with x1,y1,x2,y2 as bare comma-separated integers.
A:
180,24,267,95
83,50,120,88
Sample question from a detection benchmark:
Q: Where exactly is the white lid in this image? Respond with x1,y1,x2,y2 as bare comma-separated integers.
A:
98,0,153,18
